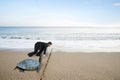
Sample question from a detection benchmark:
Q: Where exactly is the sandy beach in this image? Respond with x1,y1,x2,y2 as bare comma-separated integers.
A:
0,50,120,80
0,50,38,80
44,52,120,80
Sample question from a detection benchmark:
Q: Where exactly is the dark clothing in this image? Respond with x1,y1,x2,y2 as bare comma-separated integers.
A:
28,42,48,57
35,42,48,56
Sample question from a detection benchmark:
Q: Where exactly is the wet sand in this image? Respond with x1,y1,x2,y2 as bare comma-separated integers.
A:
44,52,120,80
0,50,48,80
0,50,120,80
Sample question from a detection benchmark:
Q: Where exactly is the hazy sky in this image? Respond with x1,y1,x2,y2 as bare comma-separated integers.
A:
0,0,120,27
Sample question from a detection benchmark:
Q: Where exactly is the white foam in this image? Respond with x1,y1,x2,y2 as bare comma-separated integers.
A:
0,39,120,52
53,40,120,52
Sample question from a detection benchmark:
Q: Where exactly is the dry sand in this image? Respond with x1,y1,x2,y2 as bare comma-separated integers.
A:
44,52,120,80
0,50,48,80
0,50,120,80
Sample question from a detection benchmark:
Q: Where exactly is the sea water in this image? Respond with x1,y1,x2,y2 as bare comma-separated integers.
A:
0,27,120,52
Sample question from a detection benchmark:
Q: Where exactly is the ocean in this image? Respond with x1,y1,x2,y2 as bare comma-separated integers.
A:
0,27,120,52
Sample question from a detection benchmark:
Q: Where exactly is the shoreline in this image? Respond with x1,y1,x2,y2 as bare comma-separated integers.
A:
1,48,120,53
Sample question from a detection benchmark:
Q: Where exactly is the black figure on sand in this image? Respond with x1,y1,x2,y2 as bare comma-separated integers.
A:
28,42,52,63
28,42,52,72
28,41,52,62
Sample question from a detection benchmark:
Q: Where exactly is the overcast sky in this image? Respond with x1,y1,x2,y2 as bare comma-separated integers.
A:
0,0,120,27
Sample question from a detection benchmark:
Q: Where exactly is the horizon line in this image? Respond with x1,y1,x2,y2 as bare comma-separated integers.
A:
0,26,120,28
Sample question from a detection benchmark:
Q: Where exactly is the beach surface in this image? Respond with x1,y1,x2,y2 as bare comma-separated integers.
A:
0,50,48,80
44,52,120,80
0,50,120,80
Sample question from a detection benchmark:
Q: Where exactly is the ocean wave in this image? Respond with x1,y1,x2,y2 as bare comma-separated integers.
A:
0,35,120,40
0,36,41,40
0,39,120,52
